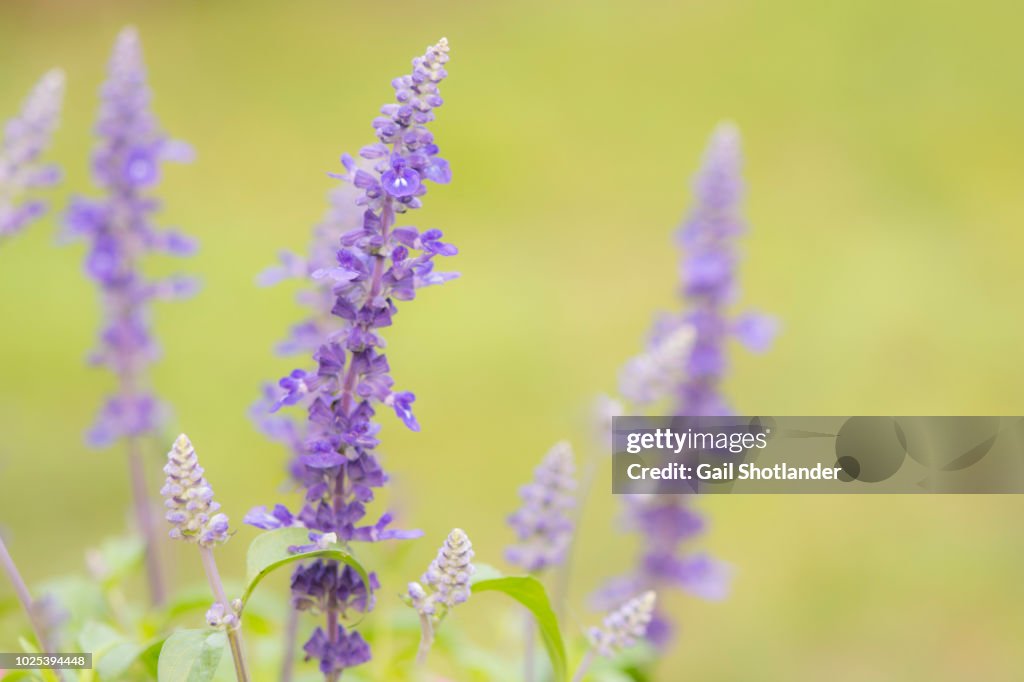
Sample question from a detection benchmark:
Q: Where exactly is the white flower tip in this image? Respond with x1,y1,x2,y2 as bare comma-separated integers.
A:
713,120,740,143
40,69,65,92
448,527,468,544
173,433,192,451
118,25,140,43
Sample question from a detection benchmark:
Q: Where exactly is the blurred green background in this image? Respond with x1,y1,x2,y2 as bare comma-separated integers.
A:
2,0,1023,679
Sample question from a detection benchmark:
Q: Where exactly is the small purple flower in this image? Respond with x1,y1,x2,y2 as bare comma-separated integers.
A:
63,27,197,447
505,442,576,573
380,156,421,197
0,69,64,241
303,627,371,676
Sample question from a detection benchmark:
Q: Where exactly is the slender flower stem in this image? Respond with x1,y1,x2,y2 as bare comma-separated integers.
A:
415,612,434,665
127,437,166,605
199,546,250,682
523,610,536,682
553,451,599,619
280,606,298,682
571,650,595,682
326,605,340,682
0,537,65,682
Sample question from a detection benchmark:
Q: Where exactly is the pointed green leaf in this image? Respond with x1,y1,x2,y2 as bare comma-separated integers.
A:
472,575,568,682
157,629,226,682
242,528,370,610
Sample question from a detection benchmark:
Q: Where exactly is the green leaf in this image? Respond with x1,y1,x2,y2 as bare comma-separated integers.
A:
242,528,369,610
157,629,226,682
472,575,568,682
1,671,45,681
139,636,167,678
78,620,145,679
92,535,145,587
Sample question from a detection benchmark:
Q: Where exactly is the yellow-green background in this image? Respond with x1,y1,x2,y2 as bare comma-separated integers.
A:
2,0,1023,679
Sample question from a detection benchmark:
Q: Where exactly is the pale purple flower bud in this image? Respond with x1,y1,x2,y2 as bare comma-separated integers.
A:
205,598,242,630
618,324,695,405
0,69,64,240
161,434,230,548
505,442,576,573
420,528,475,612
405,581,434,617
588,591,657,658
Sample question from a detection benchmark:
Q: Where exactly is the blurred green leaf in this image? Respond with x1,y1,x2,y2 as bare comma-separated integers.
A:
471,575,568,682
35,576,108,634
157,629,225,682
78,620,147,680
138,636,167,678
1,671,45,681
90,535,145,588
242,528,369,610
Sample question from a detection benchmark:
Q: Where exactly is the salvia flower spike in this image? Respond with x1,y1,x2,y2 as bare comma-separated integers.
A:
572,592,657,682
65,26,198,449
162,434,250,682
675,122,776,414
0,68,64,241
595,124,772,650
63,25,197,606
161,434,231,547
247,37,457,679
506,441,577,573
589,591,657,656
405,528,475,663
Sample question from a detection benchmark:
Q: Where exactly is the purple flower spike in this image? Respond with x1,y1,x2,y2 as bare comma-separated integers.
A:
252,38,457,678
63,27,198,447
0,69,64,241
675,123,776,413
505,442,577,573
596,123,775,650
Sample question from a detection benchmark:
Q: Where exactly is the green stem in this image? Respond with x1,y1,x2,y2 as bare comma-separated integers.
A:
199,546,250,682
571,650,596,682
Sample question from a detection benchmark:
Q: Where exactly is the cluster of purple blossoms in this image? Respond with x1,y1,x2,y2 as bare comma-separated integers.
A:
63,27,198,447
250,181,363,484
505,441,577,573
0,69,64,240
596,123,775,649
675,123,776,414
246,38,457,677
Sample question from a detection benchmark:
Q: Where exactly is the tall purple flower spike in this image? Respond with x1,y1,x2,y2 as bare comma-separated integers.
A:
0,69,64,240
247,38,457,678
64,27,198,448
595,123,775,649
